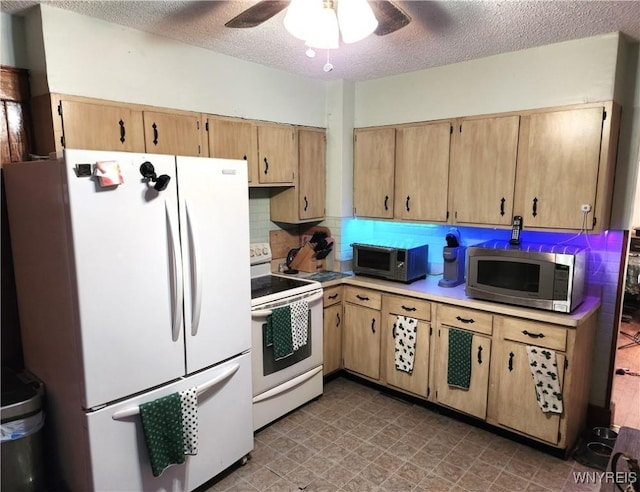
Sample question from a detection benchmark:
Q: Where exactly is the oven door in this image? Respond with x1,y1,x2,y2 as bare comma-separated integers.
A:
250,288,323,397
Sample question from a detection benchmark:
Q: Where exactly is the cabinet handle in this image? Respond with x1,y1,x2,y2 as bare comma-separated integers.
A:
406,196,410,212
477,345,483,364
508,352,514,372
392,322,397,339
522,330,545,339
243,155,247,161
455,316,475,324
119,119,125,143
336,313,341,327
356,295,370,301
532,197,538,217
152,123,159,146
328,294,338,300
304,196,308,211
384,195,389,211
401,305,417,312
500,197,505,216
371,318,376,334
263,157,269,175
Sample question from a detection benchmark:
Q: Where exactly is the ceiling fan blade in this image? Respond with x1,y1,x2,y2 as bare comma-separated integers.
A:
371,1,411,36
225,0,290,28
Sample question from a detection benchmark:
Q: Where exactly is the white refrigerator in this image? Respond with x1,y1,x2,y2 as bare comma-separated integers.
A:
4,149,253,492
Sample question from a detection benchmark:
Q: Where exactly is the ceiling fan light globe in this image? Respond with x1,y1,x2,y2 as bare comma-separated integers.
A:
337,0,378,43
284,0,322,41
304,5,340,49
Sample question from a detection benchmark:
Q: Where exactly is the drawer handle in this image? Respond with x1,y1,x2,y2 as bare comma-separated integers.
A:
392,322,397,339
522,330,545,339
384,195,389,211
119,119,126,143
406,195,410,212
264,157,269,175
152,122,159,146
304,196,308,211
456,316,475,324
336,313,341,327
477,345,483,365
371,318,376,334
500,197,505,216
401,305,417,312
356,295,370,301
328,294,338,300
508,352,514,372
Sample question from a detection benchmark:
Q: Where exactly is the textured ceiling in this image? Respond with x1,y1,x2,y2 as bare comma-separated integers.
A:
3,1,640,81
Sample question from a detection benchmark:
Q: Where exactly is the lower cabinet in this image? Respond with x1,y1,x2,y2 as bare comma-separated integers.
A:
322,286,343,376
343,287,382,380
382,295,431,398
434,305,493,420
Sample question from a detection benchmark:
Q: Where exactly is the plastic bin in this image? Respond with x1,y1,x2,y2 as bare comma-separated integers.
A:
1,368,45,492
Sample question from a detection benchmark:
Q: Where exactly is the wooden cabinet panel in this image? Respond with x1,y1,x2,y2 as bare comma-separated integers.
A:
384,314,430,397
434,325,491,419
394,122,451,222
59,100,145,152
437,305,493,336
450,115,519,226
143,111,201,157
3,102,31,164
323,302,343,375
344,286,382,310
515,107,604,230
353,127,395,218
501,317,567,351
206,117,257,183
343,303,381,380
384,295,431,321
323,286,343,307
257,124,296,184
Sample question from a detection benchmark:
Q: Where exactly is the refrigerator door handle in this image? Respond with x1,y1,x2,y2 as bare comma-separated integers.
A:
111,362,240,420
186,201,203,337
166,203,183,342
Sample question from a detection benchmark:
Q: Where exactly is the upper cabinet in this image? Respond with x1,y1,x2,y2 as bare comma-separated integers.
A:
257,123,297,185
449,115,520,227
205,116,257,183
142,111,201,157
270,127,326,223
353,127,395,218
1,66,33,165
57,99,145,153
395,122,452,222
514,104,618,231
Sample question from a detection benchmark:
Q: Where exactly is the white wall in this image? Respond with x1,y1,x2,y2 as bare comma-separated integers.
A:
32,5,327,127
1,13,28,67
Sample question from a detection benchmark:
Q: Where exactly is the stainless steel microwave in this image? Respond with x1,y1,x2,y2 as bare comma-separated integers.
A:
351,243,428,283
465,240,587,313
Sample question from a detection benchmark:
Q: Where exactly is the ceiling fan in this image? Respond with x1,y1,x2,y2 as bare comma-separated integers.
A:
225,0,411,37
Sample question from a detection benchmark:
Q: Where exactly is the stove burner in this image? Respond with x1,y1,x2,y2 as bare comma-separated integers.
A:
250,275,315,300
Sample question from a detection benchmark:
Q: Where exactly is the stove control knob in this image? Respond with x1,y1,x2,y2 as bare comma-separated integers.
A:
250,248,255,257
262,247,268,255
255,249,262,256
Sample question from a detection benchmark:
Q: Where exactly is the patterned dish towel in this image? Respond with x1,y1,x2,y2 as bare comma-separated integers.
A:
447,328,473,389
179,387,198,455
139,393,185,477
290,299,309,350
394,316,418,373
526,345,563,413
265,305,294,360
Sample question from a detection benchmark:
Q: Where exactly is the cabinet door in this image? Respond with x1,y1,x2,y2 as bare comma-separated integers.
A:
323,303,343,375
298,128,326,220
206,117,257,184
493,339,565,444
384,314,430,397
395,122,451,222
59,100,144,152
257,124,296,184
451,116,519,226
516,107,604,230
435,326,491,419
143,111,201,157
353,128,395,218
343,303,381,380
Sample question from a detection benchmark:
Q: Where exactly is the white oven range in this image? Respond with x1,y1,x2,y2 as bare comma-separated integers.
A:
249,243,323,431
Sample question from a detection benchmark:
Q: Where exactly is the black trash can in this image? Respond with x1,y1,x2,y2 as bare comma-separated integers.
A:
1,368,45,492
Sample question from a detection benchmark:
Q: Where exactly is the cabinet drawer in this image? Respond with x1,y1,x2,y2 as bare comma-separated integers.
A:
345,287,382,310
323,286,343,307
384,295,431,321
500,317,567,352
438,304,492,335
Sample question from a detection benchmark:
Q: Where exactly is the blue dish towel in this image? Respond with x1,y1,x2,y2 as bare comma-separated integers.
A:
139,393,185,477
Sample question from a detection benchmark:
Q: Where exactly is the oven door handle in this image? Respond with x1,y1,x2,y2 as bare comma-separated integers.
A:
251,290,324,319
252,366,323,404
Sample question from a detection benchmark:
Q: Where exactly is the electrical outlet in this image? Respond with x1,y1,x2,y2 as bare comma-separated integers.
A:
581,204,592,212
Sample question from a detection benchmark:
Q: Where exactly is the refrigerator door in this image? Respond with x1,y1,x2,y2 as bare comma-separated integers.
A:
64,149,186,408
86,353,253,492
176,157,251,373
